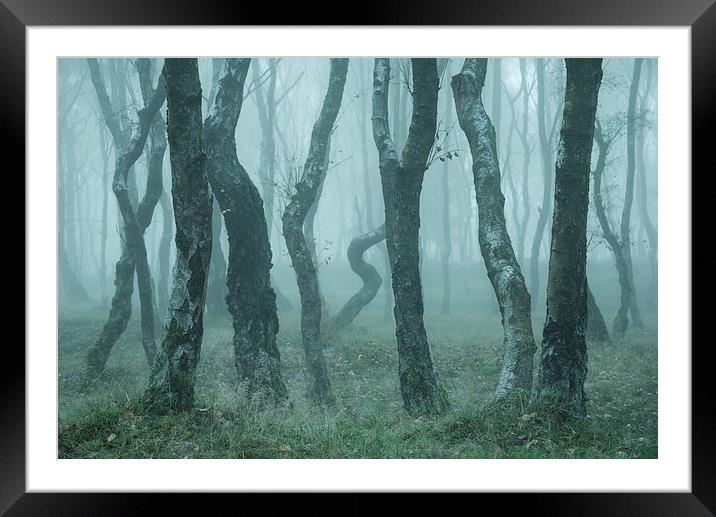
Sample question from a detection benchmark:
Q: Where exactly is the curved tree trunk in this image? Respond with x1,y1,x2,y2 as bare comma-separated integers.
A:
304,143,331,322
204,58,287,406
535,58,602,420
452,58,536,399
143,58,213,414
373,58,449,416
282,59,348,406
329,224,386,331
586,280,610,343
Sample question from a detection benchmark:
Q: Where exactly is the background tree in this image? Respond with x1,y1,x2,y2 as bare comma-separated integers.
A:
635,60,657,304
85,58,166,377
620,58,645,330
58,62,91,304
329,224,386,331
372,58,449,416
143,58,213,414
593,119,638,339
204,58,288,406
536,58,603,420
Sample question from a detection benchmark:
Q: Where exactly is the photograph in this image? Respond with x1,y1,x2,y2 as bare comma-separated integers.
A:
3,8,707,509
56,55,659,461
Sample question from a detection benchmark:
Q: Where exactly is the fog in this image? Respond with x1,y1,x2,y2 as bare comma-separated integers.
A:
58,57,657,325
56,56,659,459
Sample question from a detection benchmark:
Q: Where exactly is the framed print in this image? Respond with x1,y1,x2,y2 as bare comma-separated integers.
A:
3,0,714,514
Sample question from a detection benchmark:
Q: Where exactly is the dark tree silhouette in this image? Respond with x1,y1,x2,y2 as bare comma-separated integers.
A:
372,58,449,416
85,58,166,378
282,58,349,405
204,58,287,406
329,224,386,331
143,58,212,414
535,58,603,420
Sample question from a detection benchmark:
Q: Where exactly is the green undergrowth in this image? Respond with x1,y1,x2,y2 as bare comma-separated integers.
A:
58,302,657,459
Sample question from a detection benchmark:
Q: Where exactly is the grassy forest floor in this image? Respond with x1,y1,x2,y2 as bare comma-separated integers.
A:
58,280,658,459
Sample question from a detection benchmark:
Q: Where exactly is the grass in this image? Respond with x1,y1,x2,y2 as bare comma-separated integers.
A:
58,282,658,459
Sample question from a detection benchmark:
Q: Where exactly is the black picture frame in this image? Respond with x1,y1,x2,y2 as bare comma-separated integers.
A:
2,0,713,514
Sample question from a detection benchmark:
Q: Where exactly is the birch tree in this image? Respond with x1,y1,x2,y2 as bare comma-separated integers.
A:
452,58,536,398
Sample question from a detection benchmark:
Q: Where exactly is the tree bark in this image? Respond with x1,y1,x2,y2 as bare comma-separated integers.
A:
282,58,348,406
143,58,213,414
204,58,288,406
535,58,602,420
452,58,537,399
372,58,449,416
329,224,386,331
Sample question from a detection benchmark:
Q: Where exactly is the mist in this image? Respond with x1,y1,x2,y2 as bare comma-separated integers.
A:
58,57,658,459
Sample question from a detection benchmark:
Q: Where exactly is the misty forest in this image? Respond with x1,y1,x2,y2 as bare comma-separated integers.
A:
58,57,657,459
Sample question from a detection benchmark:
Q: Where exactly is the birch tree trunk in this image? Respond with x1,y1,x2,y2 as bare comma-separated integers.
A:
143,58,213,414
373,58,449,416
535,58,602,420
204,58,287,406
282,58,348,405
452,58,536,399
